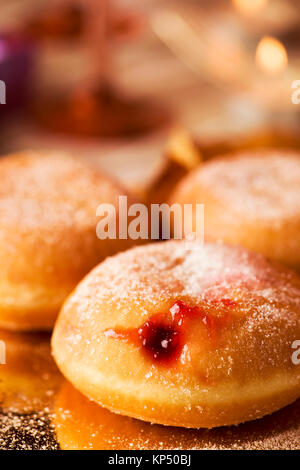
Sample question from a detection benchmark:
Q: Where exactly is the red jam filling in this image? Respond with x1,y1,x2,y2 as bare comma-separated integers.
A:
138,321,181,362
104,299,237,365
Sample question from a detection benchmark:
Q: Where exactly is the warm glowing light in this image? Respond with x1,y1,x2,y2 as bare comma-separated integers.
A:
255,36,288,74
232,0,268,15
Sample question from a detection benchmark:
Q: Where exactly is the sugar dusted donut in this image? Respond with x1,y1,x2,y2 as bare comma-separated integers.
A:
0,151,137,331
52,241,300,428
170,150,300,270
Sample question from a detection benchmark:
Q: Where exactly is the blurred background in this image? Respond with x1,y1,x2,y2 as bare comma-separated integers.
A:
0,0,300,450
0,0,300,193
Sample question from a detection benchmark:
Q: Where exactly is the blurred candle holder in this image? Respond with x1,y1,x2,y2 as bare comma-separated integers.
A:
23,0,143,43
24,0,84,41
34,0,170,138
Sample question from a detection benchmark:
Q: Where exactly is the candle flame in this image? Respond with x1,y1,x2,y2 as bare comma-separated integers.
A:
232,0,268,15
255,36,288,74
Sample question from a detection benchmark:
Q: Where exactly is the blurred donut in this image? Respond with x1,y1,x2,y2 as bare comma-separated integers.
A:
0,151,137,331
52,241,300,428
170,150,300,270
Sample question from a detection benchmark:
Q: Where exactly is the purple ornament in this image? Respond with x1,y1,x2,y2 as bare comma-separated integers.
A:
0,34,35,113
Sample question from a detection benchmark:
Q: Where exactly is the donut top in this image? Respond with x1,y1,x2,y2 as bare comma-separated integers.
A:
185,150,300,220
66,241,300,372
0,151,123,230
0,151,135,296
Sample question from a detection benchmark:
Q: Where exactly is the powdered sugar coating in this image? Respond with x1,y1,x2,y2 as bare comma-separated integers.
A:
0,151,136,330
68,240,300,319
192,150,300,221
0,151,125,229
170,149,300,270
53,240,300,428
60,240,300,376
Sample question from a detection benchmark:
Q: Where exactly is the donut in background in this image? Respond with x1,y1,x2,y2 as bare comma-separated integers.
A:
0,151,138,331
170,150,300,270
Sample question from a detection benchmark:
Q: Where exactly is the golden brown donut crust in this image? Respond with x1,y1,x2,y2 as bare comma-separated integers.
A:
54,382,300,450
0,151,137,331
52,241,300,428
170,150,300,270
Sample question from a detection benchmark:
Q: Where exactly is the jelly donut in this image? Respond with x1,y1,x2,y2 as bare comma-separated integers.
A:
170,150,300,270
52,241,300,428
0,151,137,331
